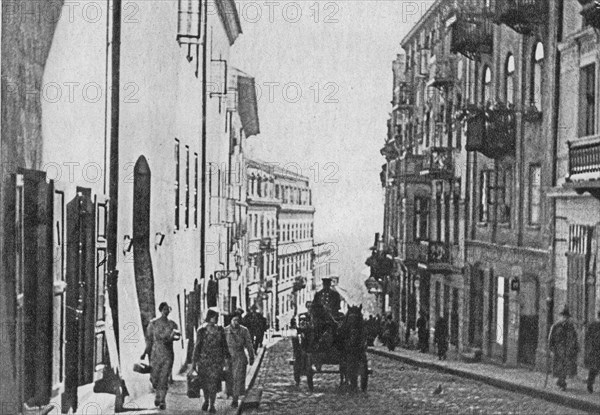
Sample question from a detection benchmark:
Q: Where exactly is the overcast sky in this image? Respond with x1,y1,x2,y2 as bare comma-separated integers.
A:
231,0,432,308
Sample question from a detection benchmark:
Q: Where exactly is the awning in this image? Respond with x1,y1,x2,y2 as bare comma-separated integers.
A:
238,76,260,137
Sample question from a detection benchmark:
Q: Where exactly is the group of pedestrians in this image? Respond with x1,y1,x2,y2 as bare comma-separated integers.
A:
142,302,267,412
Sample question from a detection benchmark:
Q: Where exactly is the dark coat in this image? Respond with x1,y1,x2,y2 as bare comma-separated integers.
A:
549,319,579,378
585,321,600,370
434,317,448,346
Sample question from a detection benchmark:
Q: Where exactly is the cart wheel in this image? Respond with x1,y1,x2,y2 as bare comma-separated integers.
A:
360,362,368,392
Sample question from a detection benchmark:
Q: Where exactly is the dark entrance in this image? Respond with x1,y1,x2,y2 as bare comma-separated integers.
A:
133,156,156,334
518,277,539,366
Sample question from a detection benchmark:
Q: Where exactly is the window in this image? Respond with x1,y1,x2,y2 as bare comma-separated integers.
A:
505,54,515,105
482,66,492,105
497,167,512,225
185,146,190,228
567,225,595,325
453,183,460,245
496,277,505,345
528,165,541,225
194,153,198,228
177,0,202,42
414,197,429,240
580,64,596,137
174,139,180,230
479,170,490,223
531,42,544,111
435,187,442,242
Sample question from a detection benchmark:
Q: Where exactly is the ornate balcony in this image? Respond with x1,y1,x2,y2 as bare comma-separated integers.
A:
380,141,399,161
428,241,455,274
404,241,429,266
494,0,547,35
565,134,600,198
579,0,600,29
462,103,515,159
421,147,454,180
397,154,429,184
394,83,414,111
449,11,493,60
428,56,456,89
485,103,516,158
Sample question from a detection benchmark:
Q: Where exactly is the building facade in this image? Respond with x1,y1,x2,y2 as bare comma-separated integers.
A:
374,0,559,370
0,0,259,412
551,0,600,371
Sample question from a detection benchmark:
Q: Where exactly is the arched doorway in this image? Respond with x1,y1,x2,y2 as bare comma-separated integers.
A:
133,156,155,334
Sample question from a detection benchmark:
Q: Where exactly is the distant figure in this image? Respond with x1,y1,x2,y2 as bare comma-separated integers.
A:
141,302,180,410
206,275,218,308
366,315,377,346
549,307,579,391
382,314,399,351
434,314,449,361
416,310,429,353
585,311,600,393
243,305,263,352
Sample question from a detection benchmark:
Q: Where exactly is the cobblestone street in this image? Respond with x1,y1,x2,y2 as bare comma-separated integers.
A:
247,339,588,415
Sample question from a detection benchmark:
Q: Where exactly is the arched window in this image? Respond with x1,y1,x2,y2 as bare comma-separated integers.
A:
531,42,544,111
505,55,515,105
482,66,492,105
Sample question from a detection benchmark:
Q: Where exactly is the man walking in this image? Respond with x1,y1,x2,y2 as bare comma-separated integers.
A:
585,311,600,393
416,310,429,353
434,314,448,360
141,302,180,410
549,307,579,391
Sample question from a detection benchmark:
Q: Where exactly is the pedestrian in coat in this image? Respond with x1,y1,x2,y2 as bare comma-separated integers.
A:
549,307,579,391
225,311,255,408
382,314,399,351
243,305,262,352
434,314,449,360
193,309,230,413
585,311,600,393
416,310,429,353
141,302,181,410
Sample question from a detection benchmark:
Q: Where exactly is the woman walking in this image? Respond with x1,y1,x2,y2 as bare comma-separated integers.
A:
141,302,180,410
193,309,230,413
225,311,255,408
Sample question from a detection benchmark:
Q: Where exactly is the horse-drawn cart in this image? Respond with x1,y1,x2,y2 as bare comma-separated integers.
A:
288,305,371,392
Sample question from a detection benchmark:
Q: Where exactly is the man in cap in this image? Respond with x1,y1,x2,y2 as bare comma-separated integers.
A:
312,277,341,318
549,307,579,391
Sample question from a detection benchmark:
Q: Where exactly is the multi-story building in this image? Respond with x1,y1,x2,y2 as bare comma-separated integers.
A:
551,1,600,370
0,0,258,412
246,160,279,327
274,165,315,330
375,0,558,370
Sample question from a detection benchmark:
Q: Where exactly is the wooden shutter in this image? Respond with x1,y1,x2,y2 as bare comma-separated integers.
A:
18,169,54,406
52,183,67,395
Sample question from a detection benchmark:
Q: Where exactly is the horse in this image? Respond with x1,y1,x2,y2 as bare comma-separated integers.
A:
338,305,368,391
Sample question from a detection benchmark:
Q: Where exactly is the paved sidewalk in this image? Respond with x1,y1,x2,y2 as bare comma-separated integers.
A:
368,344,600,414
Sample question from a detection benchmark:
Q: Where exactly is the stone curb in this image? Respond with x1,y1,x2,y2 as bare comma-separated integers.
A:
237,344,268,415
368,347,600,414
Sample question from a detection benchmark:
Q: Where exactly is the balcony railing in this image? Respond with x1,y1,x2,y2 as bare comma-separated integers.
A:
421,147,454,180
578,0,600,29
428,241,455,274
397,154,429,184
567,134,600,183
404,241,429,265
449,11,493,60
428,56,456,89
462,103,515,159
494,0,547,35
